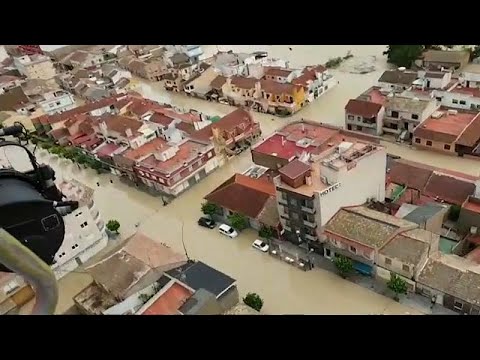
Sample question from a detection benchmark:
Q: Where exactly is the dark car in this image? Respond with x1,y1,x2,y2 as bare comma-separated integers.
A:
198,217,216,229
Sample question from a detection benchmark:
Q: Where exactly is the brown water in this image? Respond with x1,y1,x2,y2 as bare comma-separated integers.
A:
11,45,480,314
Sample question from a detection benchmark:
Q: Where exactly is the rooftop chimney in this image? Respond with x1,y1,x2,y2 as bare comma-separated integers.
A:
281,136,286,146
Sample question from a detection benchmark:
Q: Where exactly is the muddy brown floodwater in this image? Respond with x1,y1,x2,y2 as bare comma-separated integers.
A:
7,45,480,314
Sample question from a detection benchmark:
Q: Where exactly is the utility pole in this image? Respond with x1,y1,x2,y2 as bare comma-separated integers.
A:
180,221,190,260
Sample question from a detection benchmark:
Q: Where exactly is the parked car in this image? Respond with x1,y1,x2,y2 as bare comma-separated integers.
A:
252,239,269,252
219,224,238,238
198,217,216,229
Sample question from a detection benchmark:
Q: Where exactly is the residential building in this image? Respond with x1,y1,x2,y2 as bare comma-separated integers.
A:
13,54,56,80
0,75,23,94
413,108,480,156
120,57,168,81
183,66,219,99
190,108,261,161
204,173,280,231
435,85,480,111
209,75,227,100
264,123,386,246
323,206,417,276
52,179,108,279
292,65,336,103
73,232,188,315
263,66,297,83
460,63,480,88
458,196,480,234
422,50,470,71
383,95,438,138
344,99,385,136
394,202,448,234
38,90,76,115
378,69,418,93
59,49,113,70
376,228,439,290
165,261,239,312
258,79,306,115
0,86,29,112
386,158,478,206
416,253,480,314
132,137,218,197
164,73,184,92
416,70,452,90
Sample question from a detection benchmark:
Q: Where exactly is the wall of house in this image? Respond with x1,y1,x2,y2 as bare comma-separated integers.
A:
458,206,480,233
317,148,386,226
379,82,411,93
415,283,445,305
217,285,240,312
443,294,480,314
375,265,416,291
251,150,290,170
40,94,76,115
104,283,159,315
413,136,457,155
376,253,416,279
426,210,447,234
438,91,480,110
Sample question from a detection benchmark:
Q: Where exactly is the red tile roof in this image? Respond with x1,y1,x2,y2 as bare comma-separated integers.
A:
123,137,168,162
456,113,480,147
463,197,480,214
149,113,175,127
141,282,193,315
279,159,311,180
230,76,257,89
450,86,480,98
101,115,143,137
345,99,383,118
260,79,301,96
176,121,195,134
264,67,293,78
0,75,20,84
253,133,316,160
414,110,480,144
388,160,434,190
466,247,480,264
423,173,476,206
48,127,70,140
205,173,276,218
210,75,227,90
191,108,253,142
96,143,121,158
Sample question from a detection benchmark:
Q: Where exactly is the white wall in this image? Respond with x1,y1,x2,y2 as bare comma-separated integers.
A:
317,147,386,226
40,93,76,115
437,90,480,110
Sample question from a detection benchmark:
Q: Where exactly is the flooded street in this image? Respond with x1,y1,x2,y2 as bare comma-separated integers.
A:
7,45,480,314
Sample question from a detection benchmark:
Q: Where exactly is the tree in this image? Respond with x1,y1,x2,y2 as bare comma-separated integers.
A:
383,45,424,68
243,292,264,312
333,255,354,279
387,273,408,301
201,202,219,218
106,219,120,234
259,225,275,239
228,212,248,231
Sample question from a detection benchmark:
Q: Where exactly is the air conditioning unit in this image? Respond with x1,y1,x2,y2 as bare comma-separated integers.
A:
471,226,478,235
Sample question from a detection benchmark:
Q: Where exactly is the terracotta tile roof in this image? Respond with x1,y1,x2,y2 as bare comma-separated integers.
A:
456,113,480,147
176,121,195,134
260,79,300,95
123,232,187,269
231,76,257,89
141,282,193,315
48,127,69,140
101,115,142,137
210,75,227,90
95,143,121,158
123,137,168,162
149,112,175,127
0,86,29,112
423,50,470,65
345,99,383,118
278,159,311,180
264,67,292,78
205,173,276,219
423,173,476,206
388,159,433,190
379,233,429,266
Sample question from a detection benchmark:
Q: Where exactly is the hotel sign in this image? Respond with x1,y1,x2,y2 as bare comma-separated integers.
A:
319,183,341,197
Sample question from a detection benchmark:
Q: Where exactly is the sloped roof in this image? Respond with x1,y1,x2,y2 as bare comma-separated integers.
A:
345,99,383,117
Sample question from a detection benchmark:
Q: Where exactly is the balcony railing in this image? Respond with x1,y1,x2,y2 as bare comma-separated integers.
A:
303,219,317,228
301,206,316,214
305,234,318,241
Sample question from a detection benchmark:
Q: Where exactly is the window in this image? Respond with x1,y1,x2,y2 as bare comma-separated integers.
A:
426,140,432,146
356,126,362,131
436,97,442,102
356,116,362,121
452,99,458,104
56,101,61,106
391,111,399,118
325,248,331,257
207,152,213,158
348,115,354,120
411,114,418,120
415,138,421,144
385,257,392,265
460,100,466,105
402,264,410,272
444,144,451,150
49,103,55,108
80,221,88,228
349,246,356,254
289,198,297,206
75,212,83,217
454,300,464,311
281,192,287,201
347,124,352,130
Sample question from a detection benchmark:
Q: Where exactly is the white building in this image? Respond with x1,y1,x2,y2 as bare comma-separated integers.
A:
460,63,480,88
13,54,56,80
52,179,108,280
435,86,480,111
38,90,76,115
274,139,386,244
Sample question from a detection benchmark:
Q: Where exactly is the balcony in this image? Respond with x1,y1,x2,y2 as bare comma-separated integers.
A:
305,234,318,241
278,198,288,206
303,219,317,228
301,206,316,214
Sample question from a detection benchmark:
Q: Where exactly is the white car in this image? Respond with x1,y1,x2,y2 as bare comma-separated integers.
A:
252,239,269,252
219,224,238,238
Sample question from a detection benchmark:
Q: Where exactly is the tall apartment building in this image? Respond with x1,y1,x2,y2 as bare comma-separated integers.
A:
52,179,108,279
267,126,386,247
